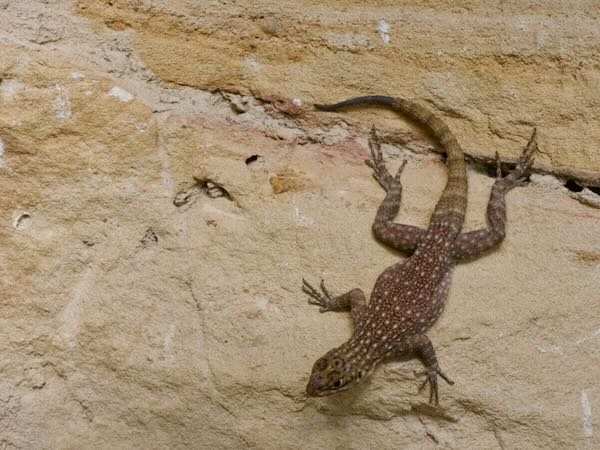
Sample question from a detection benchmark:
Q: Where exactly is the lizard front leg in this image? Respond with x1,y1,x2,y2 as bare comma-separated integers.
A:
391,334,454,404
367,126,426,253
453,129,537,260
302,279,367,328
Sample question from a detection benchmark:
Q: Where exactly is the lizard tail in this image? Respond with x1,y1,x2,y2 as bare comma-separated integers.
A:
316,96,467,235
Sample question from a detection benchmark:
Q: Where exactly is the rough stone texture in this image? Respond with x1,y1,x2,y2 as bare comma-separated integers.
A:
0,1,599,449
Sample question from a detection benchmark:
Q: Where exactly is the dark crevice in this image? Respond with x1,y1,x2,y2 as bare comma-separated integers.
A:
564,179,600,207
465,154,500,179
466,154,600,205
589,186,600,196
564,179,584,193
468,155,599,205
483,162,498,178
466,153,534,182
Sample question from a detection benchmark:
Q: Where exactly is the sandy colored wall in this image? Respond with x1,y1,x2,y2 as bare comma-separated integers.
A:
1,1,599,448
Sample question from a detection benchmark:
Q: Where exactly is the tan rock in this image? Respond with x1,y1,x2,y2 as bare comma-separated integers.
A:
0,1,599,449
77,0,600,183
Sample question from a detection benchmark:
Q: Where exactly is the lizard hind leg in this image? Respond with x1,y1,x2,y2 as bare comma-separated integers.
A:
367,126,427,253
452,128,537,260
365,126,407,192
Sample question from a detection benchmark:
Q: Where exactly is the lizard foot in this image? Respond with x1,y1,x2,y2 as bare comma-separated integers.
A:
302,278,335,312
417,365,454,405
365,126,406,192
496,128,537,192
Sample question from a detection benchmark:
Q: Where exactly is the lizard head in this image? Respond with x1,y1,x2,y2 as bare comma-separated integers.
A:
306,348,366,396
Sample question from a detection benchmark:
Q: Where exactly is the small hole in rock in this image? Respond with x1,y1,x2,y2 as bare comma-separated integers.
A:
245,154,261,165
565,179,584,193
13,212,31,231
140,228,158,247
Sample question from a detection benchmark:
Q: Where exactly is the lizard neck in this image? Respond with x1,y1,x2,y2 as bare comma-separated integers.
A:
343,324,395,372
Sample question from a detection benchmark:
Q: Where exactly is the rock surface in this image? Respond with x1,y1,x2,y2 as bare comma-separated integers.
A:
1,1,599,448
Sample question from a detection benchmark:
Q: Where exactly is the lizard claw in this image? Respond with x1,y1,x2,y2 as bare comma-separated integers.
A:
365,126,404,192
417,366,454,405
394,160,408,181
302,278,334,312
496,128,537,192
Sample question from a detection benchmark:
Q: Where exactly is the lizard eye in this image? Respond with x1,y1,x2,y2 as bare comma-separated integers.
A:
332,380,343,389
358,371,364,379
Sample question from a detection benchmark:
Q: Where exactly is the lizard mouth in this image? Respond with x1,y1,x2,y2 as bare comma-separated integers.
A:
306,381,327,397
306,378,351,397
306,378,338,397
306,387,338,397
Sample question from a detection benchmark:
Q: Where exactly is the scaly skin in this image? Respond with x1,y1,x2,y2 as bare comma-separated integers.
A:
303,96,536,403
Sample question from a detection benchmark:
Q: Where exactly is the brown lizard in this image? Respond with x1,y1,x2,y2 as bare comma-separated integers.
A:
303,96,536,403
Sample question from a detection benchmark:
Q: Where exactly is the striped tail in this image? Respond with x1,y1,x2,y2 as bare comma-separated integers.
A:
316,95,467,236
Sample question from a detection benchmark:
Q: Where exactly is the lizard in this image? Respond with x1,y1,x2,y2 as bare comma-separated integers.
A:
302,95,536,403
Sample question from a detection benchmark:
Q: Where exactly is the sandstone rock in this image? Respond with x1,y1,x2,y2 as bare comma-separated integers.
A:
0,1,599,449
